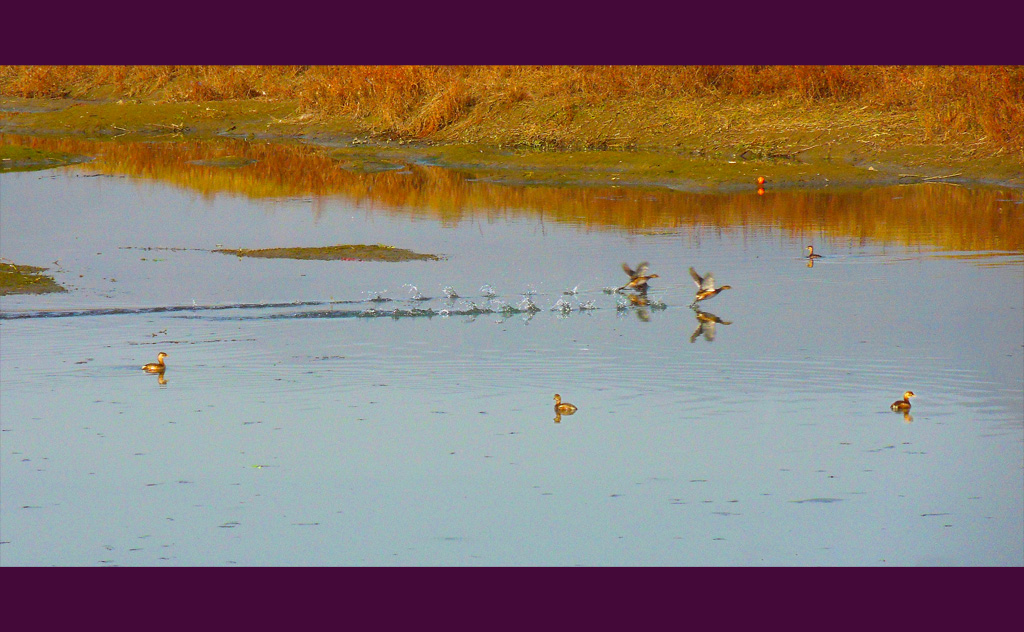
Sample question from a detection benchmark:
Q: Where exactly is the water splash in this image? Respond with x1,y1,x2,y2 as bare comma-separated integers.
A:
551,298,573,314
3,284,672,323
0,299,343,320
491,299,514,314
518,296,540,313
403,284,429,301
563,286,579,295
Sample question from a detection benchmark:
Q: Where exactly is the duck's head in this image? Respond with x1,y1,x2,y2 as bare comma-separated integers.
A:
904,391,916,400
648,274,660,279
719,285,732,290
157,352,168,361
553,394,561,402
806,245,814,252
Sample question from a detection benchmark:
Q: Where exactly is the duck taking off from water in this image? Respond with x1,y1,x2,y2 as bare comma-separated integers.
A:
890,391,916,412
554,394,578,415
142,352,168,372
619,262,659,291
806,245,823,259
689,267,732,306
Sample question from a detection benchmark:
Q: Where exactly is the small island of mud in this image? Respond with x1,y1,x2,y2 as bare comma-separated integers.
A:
212,244,443,262
0,262,67,295
0,143,88,173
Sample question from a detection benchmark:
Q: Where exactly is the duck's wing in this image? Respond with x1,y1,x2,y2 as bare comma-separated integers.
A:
622,262,636,278
701,273,716,291
688,267,703,287
634,262,650,278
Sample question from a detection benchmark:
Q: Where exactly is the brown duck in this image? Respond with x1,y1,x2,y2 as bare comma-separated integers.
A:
806,245,823,259
890,391,916,412
619,262,659,291
554,394,578,415
689,267,732,306
142,352,168,372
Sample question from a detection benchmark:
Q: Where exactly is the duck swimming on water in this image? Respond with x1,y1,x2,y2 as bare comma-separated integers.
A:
890,391,916,412
619,262,659,291
554,394,578,415
142,352,168,372
689,267,732,306
806,246,823,259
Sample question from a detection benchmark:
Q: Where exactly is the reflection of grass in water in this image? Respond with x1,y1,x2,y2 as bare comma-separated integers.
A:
0,262,66,295
212,244,442,262
4,134,1022,256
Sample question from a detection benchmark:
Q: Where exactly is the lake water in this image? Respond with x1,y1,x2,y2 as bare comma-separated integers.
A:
1,137,1022,566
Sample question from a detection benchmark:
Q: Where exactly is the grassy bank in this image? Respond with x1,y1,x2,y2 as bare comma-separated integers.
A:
1,66,1021,186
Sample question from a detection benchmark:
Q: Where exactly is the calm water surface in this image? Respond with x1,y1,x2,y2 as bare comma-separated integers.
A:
1,141,1022,566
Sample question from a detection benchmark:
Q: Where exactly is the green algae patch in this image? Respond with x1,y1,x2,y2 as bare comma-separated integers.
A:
0,143,87,172
213,244,443,262
0,262,67,295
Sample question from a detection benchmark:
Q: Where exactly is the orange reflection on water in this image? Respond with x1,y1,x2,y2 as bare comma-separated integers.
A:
4,134,1021,257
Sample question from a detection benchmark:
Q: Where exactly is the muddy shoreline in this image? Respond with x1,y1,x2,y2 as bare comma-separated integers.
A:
2,97,1021,190
0,262,66,295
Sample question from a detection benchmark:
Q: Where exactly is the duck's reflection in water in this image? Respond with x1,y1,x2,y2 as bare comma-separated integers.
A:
156,372,168,387
690,310,733,343
628,292,651,322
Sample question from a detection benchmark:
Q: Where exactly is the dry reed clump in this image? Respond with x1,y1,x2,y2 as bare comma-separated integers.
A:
912,66,1024,150
1,66,1021,152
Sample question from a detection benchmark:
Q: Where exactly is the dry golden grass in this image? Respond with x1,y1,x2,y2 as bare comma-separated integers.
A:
1,66,1021,153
